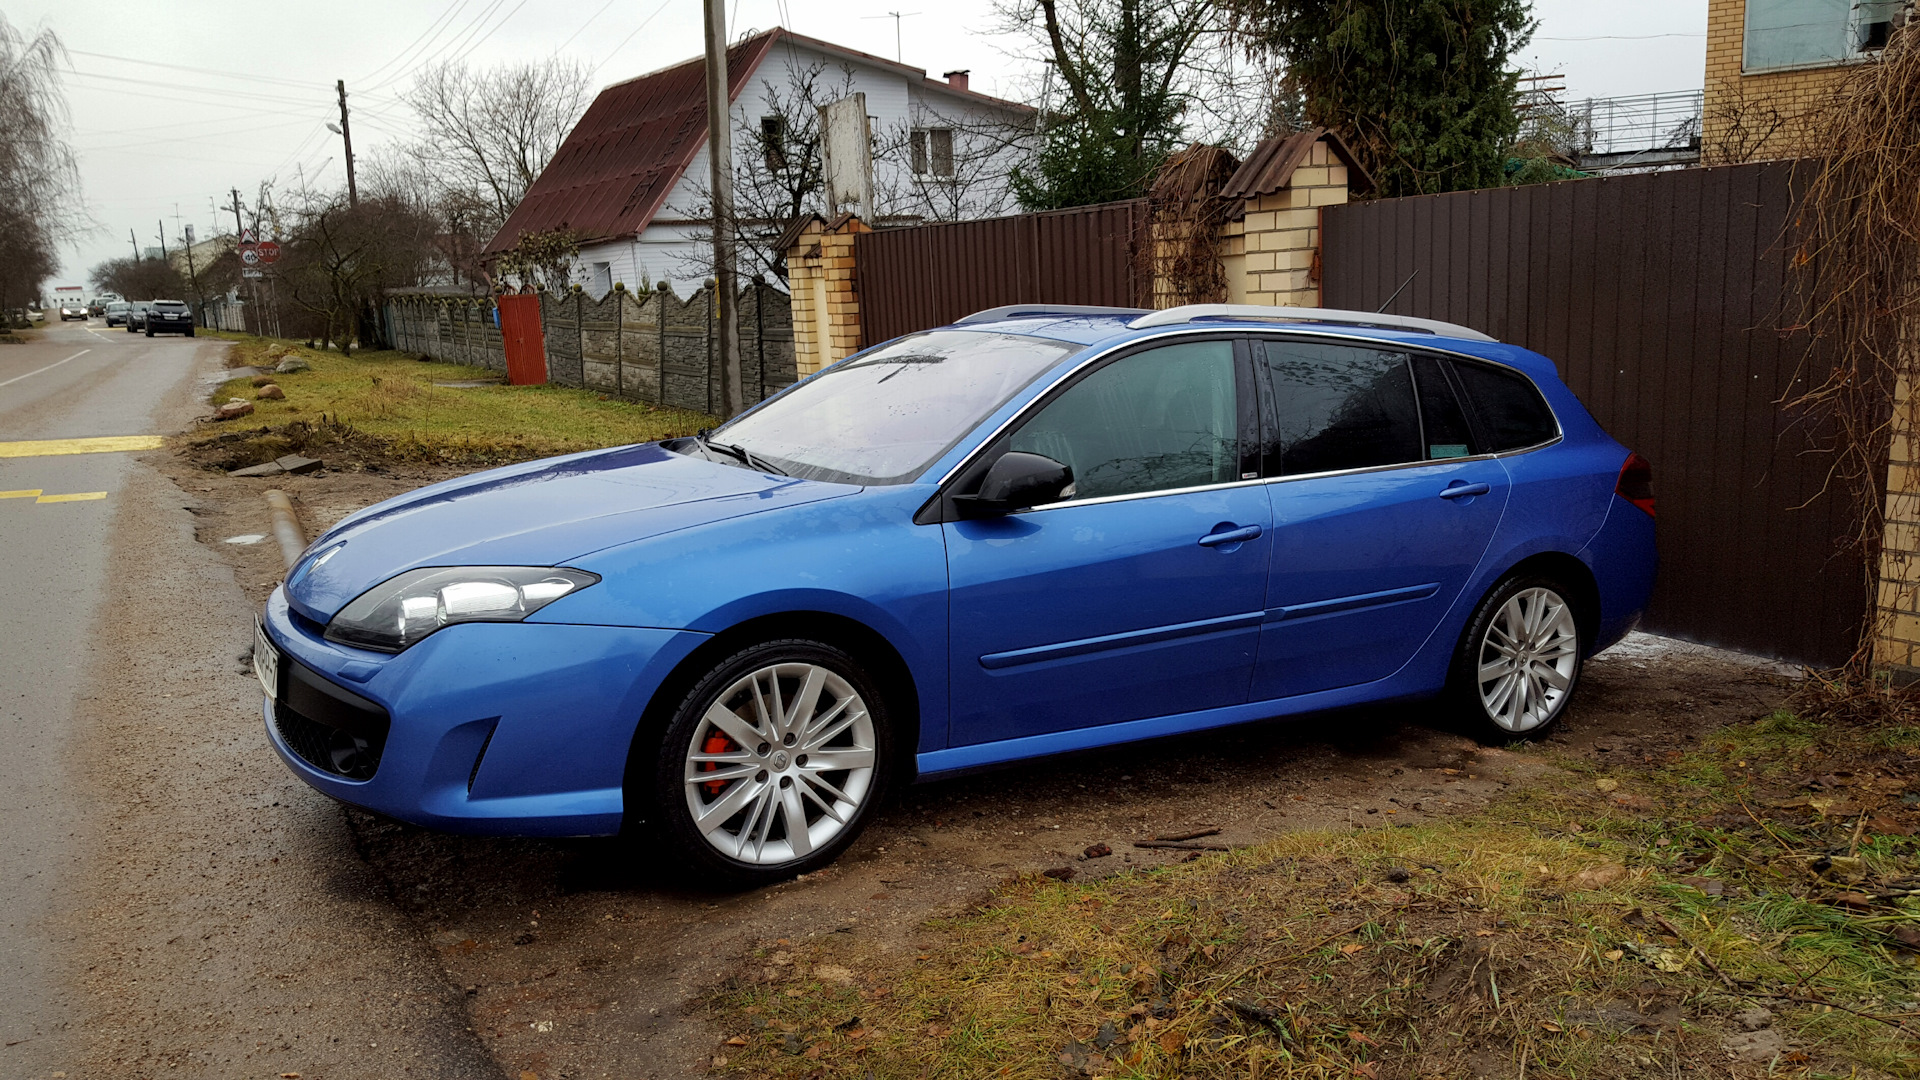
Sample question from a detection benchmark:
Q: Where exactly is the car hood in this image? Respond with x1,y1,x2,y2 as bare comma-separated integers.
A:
284,442,858,622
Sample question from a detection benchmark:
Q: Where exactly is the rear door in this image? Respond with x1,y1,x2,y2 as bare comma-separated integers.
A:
1251,340,1509,700
944,337,1271,745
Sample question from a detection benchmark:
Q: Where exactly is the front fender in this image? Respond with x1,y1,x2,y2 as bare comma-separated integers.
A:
542,485,951,751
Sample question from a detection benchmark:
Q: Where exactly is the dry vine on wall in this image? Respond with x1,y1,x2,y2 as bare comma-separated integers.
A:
1785,21,1920,679
1144,145,1243,307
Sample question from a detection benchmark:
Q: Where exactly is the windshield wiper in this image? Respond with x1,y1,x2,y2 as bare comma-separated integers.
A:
694,430,788,476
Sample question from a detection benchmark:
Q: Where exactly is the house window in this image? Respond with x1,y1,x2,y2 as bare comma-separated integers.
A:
760,114,787,172
910,127,955,178
1743,0,1901,73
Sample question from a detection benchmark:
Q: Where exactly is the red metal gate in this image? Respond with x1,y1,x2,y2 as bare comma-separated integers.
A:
498,294,547,385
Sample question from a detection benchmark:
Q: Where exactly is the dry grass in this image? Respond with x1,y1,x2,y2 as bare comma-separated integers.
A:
188,332,714,468
709,714,1920,1079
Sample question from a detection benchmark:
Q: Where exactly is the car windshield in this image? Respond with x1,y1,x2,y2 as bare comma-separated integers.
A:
712,330,1081,485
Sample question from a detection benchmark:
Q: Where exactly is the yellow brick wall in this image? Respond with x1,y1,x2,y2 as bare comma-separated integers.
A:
1702,0,1854,162
1229,137,1349,308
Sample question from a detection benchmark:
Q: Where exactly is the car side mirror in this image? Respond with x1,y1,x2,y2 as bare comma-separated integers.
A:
954,451,1073,516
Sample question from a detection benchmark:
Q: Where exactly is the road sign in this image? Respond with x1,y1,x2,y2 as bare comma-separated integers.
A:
240,247,261,266
243,269,264,279
256,240,281,264
239,226,257,245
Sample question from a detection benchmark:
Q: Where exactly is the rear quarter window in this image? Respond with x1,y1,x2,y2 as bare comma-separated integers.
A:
1448,360,1558,452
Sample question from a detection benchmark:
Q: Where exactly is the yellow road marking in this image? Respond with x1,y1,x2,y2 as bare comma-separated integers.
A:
0,435,165,458
34,492,107,503
0,489,43,499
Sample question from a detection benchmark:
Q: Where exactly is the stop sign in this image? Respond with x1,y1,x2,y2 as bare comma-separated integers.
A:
256,240,281,264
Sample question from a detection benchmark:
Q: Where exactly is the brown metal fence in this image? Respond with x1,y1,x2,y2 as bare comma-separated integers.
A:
1321,160,1861,667
855,200,1149,345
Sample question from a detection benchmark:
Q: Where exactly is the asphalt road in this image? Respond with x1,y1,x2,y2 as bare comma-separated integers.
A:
0,319,187,1070
0,321,493,1079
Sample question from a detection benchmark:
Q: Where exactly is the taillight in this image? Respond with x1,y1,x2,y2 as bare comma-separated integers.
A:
1616,452,1654,517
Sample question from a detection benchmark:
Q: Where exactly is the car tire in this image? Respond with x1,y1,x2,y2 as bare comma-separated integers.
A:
186,328,195,337
1446,574,1585,742
144,327,153,337
648,638,893,888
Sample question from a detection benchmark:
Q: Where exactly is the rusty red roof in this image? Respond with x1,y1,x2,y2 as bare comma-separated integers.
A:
1220,128,1375,200
486,28,1031,256
483,32,778,255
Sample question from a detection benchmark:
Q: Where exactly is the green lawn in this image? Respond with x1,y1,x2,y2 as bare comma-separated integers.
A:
197,332,715,463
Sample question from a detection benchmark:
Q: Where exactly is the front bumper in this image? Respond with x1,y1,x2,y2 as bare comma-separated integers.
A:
259,588,708,836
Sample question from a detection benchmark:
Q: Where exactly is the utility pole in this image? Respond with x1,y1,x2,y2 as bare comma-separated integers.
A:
156,220,168,263
128,228,139,261
333,80,358,207
703,0,743,417
230,188,245,237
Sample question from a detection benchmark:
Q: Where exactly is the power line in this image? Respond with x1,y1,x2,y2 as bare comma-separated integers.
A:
591,0,676,78
65,48,331,90
556,0,620,53
356,0,470,84
365,0,507,91
1535,33,1705,41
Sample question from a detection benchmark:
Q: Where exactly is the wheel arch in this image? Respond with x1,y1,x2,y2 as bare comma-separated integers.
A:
620,610,923,826
1497,550,1602,652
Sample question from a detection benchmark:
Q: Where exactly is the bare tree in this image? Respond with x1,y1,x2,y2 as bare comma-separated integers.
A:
403,58,593,238
0,13,82,315
272,192,441,352
682,58,1034,286
872,103,1034,222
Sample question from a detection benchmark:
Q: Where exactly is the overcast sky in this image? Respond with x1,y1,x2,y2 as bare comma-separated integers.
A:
7,0,1708,286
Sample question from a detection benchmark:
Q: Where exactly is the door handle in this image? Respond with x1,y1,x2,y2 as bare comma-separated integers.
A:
1438,482,1492,499
1198,524,1263,547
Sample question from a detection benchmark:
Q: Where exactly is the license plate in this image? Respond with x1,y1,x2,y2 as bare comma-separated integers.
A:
254,617,280,701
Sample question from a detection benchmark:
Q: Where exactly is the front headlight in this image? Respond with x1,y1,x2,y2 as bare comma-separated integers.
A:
324,566,601,653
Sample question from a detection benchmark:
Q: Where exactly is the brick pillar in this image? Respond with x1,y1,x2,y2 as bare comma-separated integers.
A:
786,215,869,377
1236,137,1352,308
1876,355,1920,673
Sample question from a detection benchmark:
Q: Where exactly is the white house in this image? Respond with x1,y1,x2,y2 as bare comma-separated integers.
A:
486,28,1033,296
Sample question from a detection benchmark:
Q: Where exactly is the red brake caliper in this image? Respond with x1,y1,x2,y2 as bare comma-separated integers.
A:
700,731,738,796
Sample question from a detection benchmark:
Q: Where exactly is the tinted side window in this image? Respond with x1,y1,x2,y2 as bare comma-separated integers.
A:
1412,355,1476,459
1449,360,1558,452
1010,340,1237,501
1259,340,1421,476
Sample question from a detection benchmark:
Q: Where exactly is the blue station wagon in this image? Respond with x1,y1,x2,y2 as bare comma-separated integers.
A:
255,304,1657,885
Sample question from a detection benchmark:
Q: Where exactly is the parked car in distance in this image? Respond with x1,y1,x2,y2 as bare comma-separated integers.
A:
124,301,153,332
104,301,131,327
255,303,1658,886
87,299,106,317
58,299,88,321
144,300,194,337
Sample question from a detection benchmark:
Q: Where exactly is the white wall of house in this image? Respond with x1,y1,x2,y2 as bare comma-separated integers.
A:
572,38,1029,298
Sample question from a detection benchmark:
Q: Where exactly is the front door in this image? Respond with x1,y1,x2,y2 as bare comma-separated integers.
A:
1251,342,1509,700
946,338,1271,746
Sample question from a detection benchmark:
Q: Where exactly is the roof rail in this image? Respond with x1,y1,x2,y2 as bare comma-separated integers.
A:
955,304,1150,325
1127,304,1495,342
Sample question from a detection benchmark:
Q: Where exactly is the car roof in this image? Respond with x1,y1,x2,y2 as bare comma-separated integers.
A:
945,307,1562,385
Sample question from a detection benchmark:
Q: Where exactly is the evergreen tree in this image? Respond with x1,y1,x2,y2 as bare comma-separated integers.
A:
1004,0,1223,210
1236,0,1534,197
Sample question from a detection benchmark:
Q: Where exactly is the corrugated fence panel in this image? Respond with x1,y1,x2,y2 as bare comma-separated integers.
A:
856,200,1146,345
1322,161,1861,668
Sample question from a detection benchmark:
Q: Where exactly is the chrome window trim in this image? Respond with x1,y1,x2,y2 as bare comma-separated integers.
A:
1011,476,1270,515
932,325,1564,497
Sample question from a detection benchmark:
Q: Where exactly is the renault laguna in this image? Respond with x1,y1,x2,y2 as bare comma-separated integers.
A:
254,304,1657,886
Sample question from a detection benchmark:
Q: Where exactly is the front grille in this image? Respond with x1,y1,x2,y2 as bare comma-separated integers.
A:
274,659,390,781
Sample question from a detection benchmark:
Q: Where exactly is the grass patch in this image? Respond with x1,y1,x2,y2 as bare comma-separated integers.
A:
189,332,714,468
710,715,1920,1078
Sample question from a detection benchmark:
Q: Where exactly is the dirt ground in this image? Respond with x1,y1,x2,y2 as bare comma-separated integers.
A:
148,425,1806,1079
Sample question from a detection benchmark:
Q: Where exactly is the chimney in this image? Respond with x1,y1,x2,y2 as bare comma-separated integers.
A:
943,69,970,92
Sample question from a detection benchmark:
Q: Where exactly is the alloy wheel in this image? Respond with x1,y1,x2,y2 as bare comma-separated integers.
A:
1475,586,1579,732
681,662,877,865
